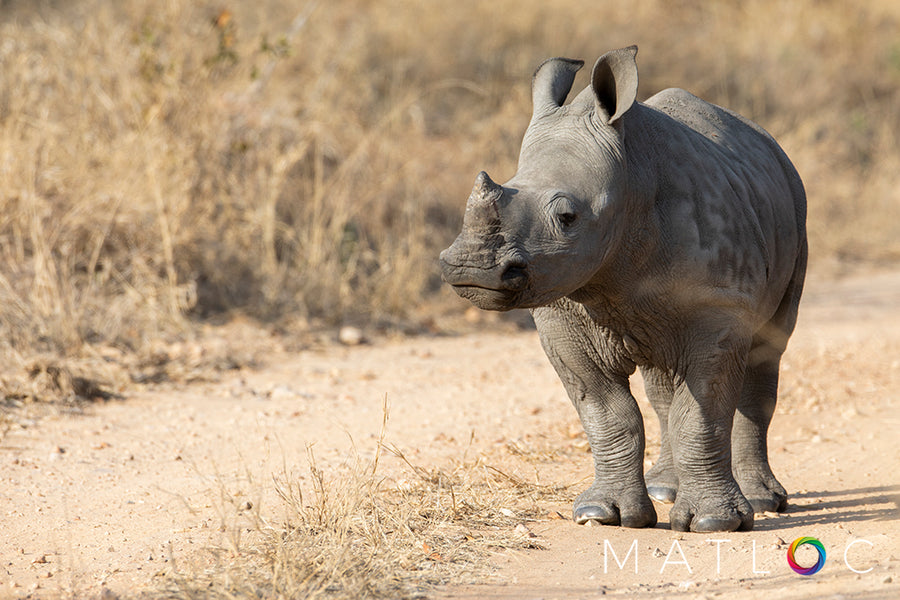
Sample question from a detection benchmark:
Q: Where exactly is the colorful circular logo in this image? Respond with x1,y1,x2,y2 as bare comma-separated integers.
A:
787,537,826,575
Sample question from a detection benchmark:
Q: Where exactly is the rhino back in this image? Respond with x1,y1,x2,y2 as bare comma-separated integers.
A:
630,88,805,317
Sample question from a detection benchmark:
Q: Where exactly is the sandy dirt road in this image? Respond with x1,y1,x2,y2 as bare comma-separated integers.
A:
2,269,899,599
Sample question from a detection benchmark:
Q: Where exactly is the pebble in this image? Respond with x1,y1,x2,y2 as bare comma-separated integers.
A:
514,523,537,538
338,326,365,346
268,385,298,401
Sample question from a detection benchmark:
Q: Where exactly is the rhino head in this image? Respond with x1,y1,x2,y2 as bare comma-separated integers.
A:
439,46,640,311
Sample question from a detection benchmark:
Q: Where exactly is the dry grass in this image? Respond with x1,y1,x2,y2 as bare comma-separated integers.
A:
162,403,572,600
1,0,899,401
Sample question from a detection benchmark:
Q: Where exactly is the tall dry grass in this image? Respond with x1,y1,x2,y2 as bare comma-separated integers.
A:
1,0,899,399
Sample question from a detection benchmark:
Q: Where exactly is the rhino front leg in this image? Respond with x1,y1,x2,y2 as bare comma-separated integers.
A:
668,325,754,533
533,302,657,528
642,366,678,503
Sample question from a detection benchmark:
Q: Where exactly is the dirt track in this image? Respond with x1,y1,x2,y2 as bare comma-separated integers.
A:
2,269,899,599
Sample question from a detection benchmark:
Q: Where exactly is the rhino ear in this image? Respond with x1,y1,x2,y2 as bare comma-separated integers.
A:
531,57,585,119
591,45,639,125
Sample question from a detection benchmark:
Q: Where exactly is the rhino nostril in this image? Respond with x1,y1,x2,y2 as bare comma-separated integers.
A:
500,261,528,289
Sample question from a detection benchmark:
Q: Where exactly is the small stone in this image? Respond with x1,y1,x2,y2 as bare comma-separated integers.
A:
499,508,516,518
884,576,893,584
31,554,48,564
515,523,537,538
268,385,296,401
338,326,365,346
841,408,859,419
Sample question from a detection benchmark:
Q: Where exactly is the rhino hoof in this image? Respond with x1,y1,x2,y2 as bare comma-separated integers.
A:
747,494,788,513
670,504,754,533
647,484,677,504
573,502,657,528
689,514,752,533
735,471,788,513
574,504,620,525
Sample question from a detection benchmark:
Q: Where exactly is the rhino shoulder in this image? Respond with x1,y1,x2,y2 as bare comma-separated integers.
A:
643,88,751,141
642,87,806,229
644,87,705,111
633,88,804,317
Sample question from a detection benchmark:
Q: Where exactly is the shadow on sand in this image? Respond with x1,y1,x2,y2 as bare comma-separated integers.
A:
752,484,900,531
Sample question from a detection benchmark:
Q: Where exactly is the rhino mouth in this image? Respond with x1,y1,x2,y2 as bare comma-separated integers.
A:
448,283,524,311
439,257,529,311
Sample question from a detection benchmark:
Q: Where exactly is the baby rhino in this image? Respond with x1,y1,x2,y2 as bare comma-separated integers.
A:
439,46,807,532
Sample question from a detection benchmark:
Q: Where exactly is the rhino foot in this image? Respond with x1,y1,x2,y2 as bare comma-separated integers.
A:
734,469,788,513
573,484,657,528
668,484,754,533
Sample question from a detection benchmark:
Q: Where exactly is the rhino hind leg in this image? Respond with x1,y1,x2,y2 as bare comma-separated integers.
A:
732,245,806,513
643,366,678,503
731,348,789,513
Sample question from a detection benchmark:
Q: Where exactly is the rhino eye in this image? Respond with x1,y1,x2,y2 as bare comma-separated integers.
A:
551,195,579,230
557,211,577,228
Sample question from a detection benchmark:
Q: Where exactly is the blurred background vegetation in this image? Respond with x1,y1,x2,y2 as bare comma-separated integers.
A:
1,0,899,400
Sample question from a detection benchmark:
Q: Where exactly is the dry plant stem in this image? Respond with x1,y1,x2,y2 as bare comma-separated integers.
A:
149,159,180,317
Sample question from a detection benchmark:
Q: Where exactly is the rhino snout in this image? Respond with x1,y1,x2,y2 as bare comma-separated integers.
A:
439,251,530,310
439,254,529,291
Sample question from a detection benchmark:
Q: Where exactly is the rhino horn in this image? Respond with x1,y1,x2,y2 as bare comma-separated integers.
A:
531,57,585,119
462,171,503,232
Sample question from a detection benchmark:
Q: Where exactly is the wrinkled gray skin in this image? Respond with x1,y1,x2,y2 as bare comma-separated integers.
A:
439,46,807,533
